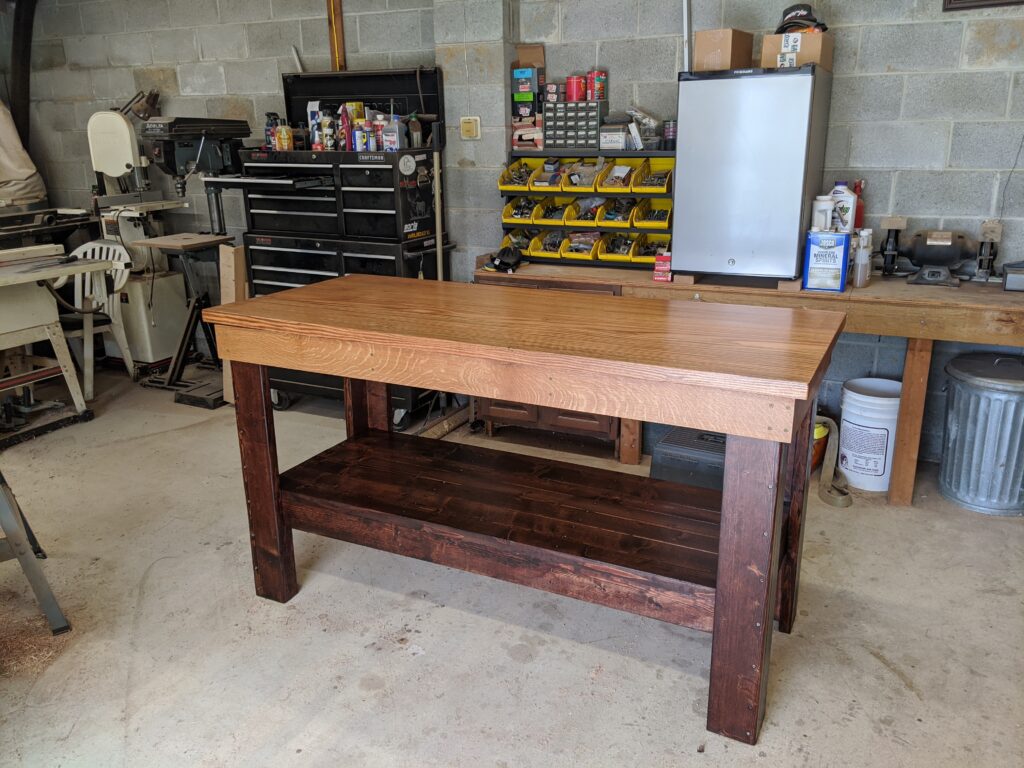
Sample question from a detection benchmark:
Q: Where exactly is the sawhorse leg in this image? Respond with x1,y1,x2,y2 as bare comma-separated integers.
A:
0,472,70,634
44,323,87,414
776,401,815,634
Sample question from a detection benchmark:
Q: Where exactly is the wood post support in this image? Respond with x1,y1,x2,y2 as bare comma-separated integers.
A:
776,401,814,634
888,338,933,506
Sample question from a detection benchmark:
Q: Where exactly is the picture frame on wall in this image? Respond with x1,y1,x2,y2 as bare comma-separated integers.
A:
943,0,1024,10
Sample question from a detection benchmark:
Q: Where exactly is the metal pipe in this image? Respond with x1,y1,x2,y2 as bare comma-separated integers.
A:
433,149,444,281
10,0,39,150
681,0,692,73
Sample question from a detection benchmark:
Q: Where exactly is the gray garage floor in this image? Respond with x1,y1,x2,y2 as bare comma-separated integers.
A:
1,374,1021,767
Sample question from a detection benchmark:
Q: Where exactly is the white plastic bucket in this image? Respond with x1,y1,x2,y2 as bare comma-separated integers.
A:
839,378,902,492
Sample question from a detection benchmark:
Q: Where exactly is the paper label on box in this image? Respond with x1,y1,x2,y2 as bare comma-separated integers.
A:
781,33,802,53
776,52,798,68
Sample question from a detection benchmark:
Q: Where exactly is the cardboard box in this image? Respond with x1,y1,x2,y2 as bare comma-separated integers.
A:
694,29,754,72
760,32,833,71
511,44,545,94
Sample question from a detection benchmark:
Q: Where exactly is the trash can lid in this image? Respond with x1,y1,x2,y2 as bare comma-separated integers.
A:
946,353,1024,393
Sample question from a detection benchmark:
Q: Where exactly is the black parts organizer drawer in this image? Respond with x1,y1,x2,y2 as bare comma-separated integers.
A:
343,211,397,239
340,164,393,188
341,190,395,210
343,249,400,276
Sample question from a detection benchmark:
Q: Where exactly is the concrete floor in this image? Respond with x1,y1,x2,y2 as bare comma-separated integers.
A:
1,374,1021,767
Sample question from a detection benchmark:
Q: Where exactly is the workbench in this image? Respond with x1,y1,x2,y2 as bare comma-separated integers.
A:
206,275,845,744
476,264,1024,506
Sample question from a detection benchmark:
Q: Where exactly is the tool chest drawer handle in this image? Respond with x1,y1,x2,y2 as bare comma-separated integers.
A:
244,162,333,169
339,164,392,169
342,208,397,214
251,265,339,277
250,245,335,256
341,186,396,192
247,194,336,201
341,251,396,261
249,209,337,217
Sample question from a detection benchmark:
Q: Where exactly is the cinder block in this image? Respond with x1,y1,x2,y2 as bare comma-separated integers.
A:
32,100,76,130
465,42,507,85
631,81,678,122
444,126,507,169
996,218,1024,268
873,342,907,380
825,124,851,168
50,70,93,102
1012,73,1024,119
544,42,598,78
446,207,503,253
343,13,359,53
824,340,877,384
168,0,220,27
858,22,962,73
219,0,271,24
606,79,634,118
893,171,996,216
270,0,325,19
91,68,137,100
562,0,637,42
828,0,916,25
442,84,469,123
30,71,56,101
466,0,505,42
444,167,504,211
949,121,1024,170
848,122,949,170
133,67,180,96
829,75,903,123
246,20,301,57
154,94,209,119
433,1,466,46
65,35,110,70
390,0,433,9
81,2,126,36
43,160,89,190
468,84,507,128
391,50,435,69
299,18,328,56
435,45,469,85
518,2,559,44
357,12,424,53
223,59,279,95
207,96,256,127
252,94,287,121
107,33,153,67
997,173,1024,219
598,37,677,81
963,19,1024,69
32,41,66,71
722,0,776,31
37,6,83,39
817,380,842,420
125,0,169,32
60,130,90,161
152,28,198,64
346,52,390,70
903,72,1010,120
831,27,861,75
642,0,721,36
198,24,247,61
178,62,227,96
73,99,118,130
422,10,435,48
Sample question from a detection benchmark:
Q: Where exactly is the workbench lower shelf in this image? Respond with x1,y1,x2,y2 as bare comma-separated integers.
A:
280,430,721,631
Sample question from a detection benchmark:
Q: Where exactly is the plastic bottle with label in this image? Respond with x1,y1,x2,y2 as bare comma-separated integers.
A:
811,195,834,231
830,181,857,233
853,228,873,288
382,114,406,152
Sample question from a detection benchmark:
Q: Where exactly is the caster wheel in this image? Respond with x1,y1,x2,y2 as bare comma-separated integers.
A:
394,412,412,431
271,389,293,411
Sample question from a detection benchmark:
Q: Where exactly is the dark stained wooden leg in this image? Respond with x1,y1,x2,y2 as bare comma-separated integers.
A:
618,418,642,465
232,362,298,603
776,400,815,634
344,378,391,437
707,436,785,745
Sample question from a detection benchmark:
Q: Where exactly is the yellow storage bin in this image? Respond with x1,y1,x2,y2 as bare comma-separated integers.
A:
631,158,674,194
533,197,576,226
632,233,671,264
501,197,540,225
596,233,636,263
498,158,545,192
561,159,602,194
528,158,580,193
634,197,672,230
501,229,532,257
596,158,646,194
529,232,565,259
561,232,600,261
596,198,637,229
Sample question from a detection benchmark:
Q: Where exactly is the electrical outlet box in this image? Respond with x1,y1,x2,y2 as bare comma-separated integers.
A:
460,116,481,140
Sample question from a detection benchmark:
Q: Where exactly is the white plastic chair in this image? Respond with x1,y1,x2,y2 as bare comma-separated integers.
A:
55,240,136,399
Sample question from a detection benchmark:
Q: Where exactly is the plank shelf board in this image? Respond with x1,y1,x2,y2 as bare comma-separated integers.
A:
280,430,721,631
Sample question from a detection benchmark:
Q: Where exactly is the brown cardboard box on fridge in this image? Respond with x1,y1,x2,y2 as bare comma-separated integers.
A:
693,29,754,72
760,31,834,70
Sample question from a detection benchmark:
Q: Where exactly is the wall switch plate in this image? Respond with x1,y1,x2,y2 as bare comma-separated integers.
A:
460,116,481,140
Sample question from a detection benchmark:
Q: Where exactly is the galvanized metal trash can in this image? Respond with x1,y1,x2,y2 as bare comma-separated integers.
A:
939,354,1024,516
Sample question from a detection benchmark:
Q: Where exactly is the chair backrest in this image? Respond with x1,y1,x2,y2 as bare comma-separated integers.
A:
67,240,132,315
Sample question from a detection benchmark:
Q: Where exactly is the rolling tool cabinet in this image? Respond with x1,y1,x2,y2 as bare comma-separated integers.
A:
205,69,453,421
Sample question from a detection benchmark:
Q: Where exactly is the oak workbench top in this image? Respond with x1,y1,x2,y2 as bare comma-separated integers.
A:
206,275,846,441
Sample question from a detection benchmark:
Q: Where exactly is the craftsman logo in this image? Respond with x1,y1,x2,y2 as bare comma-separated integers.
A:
255,237,272,245
357,154,385,162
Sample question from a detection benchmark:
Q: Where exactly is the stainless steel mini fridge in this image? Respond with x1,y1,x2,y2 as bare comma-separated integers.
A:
671,66,832,278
